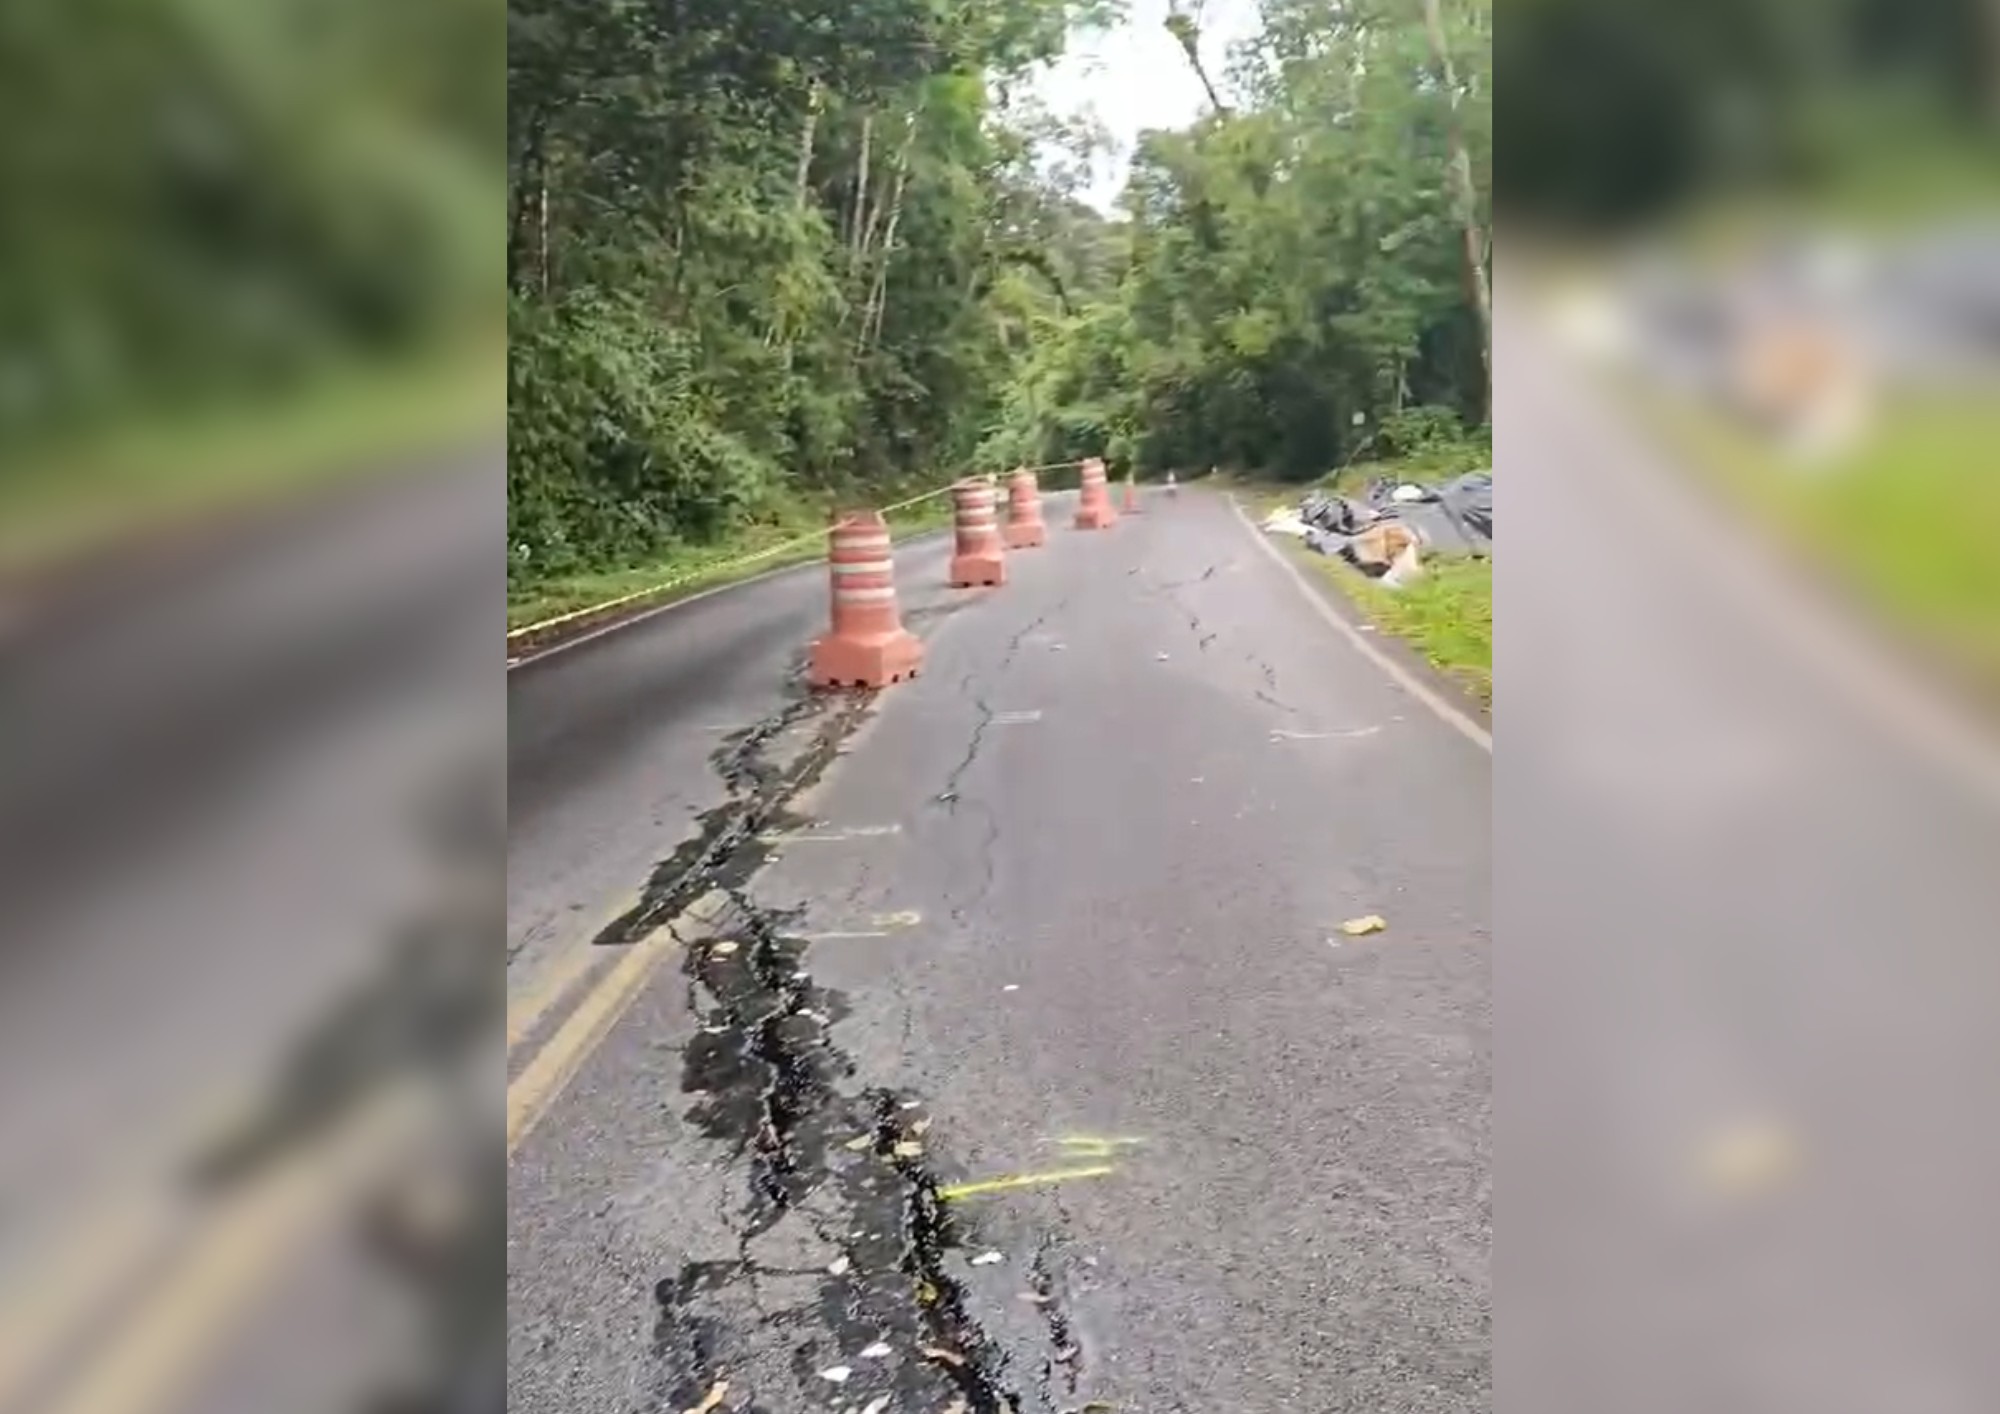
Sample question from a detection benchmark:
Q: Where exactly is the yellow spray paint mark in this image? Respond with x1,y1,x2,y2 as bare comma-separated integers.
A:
1049,1135,1146,1160
936,1165,1117,1202
870,909,922,929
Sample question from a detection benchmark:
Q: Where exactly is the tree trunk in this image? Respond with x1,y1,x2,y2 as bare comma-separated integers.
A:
858,108,918,264
1419,0,1491,398
536,180,551,296
1165,7,1231,117
506,117,547,295
860,132,915,351
849,114,874,257
794,81,823,208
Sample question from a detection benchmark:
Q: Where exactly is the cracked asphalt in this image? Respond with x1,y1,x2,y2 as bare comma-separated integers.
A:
507,487,1492,1414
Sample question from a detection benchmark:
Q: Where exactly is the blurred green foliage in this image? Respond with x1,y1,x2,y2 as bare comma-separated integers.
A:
0,0,501,456
1500,0,1997,227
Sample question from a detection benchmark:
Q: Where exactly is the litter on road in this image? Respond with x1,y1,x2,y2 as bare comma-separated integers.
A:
683,1380,729,1414
1340,915,1388,936
1264,469,1492,589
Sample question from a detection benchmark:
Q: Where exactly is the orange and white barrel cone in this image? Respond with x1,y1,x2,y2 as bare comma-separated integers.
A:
1121,472,1141,514
1073,457,1118,530
948,479,1007,587
808,510,923,689
1002,467,1046,549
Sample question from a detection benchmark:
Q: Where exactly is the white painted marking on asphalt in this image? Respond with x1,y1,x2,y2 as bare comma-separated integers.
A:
1269,726,1383,742
992,710,1042,725
1229,494,1492,754
756,824,902,843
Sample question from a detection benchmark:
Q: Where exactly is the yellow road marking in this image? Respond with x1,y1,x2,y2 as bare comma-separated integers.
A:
507,893,646,1052
0,1189,173,1406
506,895,723,1154
39,1087,417,1414
936,1166,1117,1201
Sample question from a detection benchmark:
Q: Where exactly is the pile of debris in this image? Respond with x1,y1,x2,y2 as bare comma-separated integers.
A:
1262,470,1491,588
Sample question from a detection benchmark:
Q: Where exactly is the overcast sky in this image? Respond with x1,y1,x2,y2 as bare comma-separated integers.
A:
1027,0,1265,215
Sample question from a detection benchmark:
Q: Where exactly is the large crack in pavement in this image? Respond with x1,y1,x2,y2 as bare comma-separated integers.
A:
664,888,1041,1413
593,670,871,952
619,661,1075,1413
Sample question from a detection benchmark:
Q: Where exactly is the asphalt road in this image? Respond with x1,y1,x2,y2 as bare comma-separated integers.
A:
1501,281,2000,1412
506,523,957,1017
507,487,1493,1413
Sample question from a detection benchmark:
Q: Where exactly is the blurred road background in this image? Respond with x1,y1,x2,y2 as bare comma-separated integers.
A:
1,3,503,1412
1501,273,2000,1411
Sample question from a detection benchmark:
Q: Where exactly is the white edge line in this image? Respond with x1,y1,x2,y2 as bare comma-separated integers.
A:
507,528,952,674
1228,494,1492,755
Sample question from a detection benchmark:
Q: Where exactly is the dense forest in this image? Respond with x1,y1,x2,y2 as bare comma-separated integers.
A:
504,0,1493,587
6,0,500,458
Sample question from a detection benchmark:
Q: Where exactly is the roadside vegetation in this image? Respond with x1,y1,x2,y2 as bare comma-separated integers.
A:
6,0,501,574
1247,410,1493,708
1647,392,2000,700
506,0,1494,626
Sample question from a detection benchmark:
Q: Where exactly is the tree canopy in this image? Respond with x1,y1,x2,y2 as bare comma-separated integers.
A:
505,0,1494,585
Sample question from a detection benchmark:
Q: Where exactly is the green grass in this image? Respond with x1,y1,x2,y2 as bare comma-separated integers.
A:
1324,557,1493,707
1,336,503,574
1248,469,1493,708
1636,387,2000,696
506,493,959,636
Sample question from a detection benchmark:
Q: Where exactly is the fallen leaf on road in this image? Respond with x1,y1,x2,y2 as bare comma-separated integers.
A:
969,1250,1003,1266
844,1135,873,1152
819,1366,852,1384
861,1398,890,1414
920,1346,966,1369
710,940,739,956
893,1141,924,1158
828,1255,851,1275
1339,915,1387,936
682,1380,728,1414
861,1341,892,1359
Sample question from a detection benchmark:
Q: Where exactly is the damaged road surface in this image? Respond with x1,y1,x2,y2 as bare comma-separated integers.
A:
507,488,1490,1413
